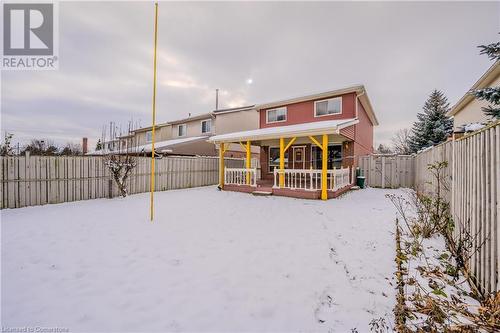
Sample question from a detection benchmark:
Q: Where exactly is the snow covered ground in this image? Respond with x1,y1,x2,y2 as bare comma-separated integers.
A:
2,187,403,332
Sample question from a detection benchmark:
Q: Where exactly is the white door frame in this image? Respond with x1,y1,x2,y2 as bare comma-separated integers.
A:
292,145,306,169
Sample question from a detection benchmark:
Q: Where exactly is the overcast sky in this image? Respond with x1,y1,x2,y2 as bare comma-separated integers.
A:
1,1,499,149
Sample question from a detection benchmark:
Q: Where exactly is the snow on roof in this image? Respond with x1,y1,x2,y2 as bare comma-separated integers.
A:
463,122,485,132
87,136,209,155
86,150,106,156
212,105,256,114
209,118,358,143
127,136,209,153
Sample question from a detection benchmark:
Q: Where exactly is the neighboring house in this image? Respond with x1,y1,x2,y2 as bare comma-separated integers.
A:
212,105,260,158
448,61,500,135
117,113,216,156
131,123,172,147
88,138,125,155
166,113,217,156
89,107,261,157
210,85,378,200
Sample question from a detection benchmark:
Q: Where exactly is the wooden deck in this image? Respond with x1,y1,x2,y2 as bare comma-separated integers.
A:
224,179,353,199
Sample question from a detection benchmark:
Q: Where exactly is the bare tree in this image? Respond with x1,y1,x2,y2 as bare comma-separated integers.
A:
0,133,14,156
101,119,141,197
376,143,393,154
60,143,82,156
105,154,136,197
21,139,59,156
391,128,412,155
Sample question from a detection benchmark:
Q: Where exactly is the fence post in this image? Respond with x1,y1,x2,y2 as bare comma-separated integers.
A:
381,156,385,189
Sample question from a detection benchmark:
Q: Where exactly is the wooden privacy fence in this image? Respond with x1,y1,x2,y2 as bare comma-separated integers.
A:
359,123,499,294
0,155,244,209
414,140,453,203
451,125,499,294
358,155,415,188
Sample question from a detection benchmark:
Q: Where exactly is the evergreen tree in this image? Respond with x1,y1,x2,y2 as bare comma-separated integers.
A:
478,41,500,61
470,87,500,119
469,40,500,119
409,90,453,153
95,139,103,151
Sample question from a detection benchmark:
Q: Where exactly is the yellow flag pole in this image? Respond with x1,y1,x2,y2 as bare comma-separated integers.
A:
150,2,159,222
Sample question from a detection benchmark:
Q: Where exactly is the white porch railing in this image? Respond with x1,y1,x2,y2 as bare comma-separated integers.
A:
273,167,351,191
273,169,322,191
328,167,351,191
225,168,257,187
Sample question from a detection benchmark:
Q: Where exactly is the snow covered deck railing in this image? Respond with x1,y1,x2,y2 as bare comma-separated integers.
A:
273,169,322,191
273,167,351,191
224,168,257,187
329,167,351,191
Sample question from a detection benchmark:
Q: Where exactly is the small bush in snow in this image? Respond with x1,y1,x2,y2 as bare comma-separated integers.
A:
105,154,136,197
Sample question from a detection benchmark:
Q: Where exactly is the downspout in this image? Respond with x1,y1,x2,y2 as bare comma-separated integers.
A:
355,89,365,119
349,89,366,178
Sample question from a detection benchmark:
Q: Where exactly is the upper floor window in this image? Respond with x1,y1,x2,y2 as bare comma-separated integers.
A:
146,131,152,142
314,97,342,117
266,107,287,123
201,119,211,133
178,124,187,137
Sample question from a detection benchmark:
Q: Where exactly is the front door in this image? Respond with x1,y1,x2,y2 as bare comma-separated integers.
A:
292,146,306,169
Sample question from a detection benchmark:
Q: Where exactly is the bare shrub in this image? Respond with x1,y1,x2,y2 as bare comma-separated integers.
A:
389,160,499,332
105,154,136,197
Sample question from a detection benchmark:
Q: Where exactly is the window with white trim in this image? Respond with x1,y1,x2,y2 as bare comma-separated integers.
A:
266,107,287,123
268,147,288,172
145,131,152,142
201,119,211,133
178,124,187,137
314,97,342,117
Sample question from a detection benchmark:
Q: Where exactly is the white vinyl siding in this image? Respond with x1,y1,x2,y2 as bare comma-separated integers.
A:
266,107,287,123
314,97,342,117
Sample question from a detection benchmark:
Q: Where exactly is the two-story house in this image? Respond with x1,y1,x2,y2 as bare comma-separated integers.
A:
97,107,261,158
209,85,378,200
165,113,218,156
117,113,216,156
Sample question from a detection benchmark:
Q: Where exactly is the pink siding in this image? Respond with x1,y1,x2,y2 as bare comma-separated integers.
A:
256,91,375,171
340,125,355,140
259,93,357,128
353,99,374,157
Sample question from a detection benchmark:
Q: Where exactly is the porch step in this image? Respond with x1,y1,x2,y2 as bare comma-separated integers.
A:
252,190,273,196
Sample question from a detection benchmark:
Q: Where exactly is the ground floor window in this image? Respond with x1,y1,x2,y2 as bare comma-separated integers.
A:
311,144,342,169
268,147,288,172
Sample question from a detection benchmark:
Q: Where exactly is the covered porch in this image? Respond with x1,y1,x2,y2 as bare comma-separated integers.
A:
209,119,358,200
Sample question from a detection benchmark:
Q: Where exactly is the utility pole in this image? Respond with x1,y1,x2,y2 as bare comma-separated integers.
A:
149,2,159,222
215,88,219,110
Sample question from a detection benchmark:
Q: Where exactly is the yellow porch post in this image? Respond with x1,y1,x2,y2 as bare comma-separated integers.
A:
279,137,285,187
321,134,328,200
219,142,225,189
246,140,251,185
